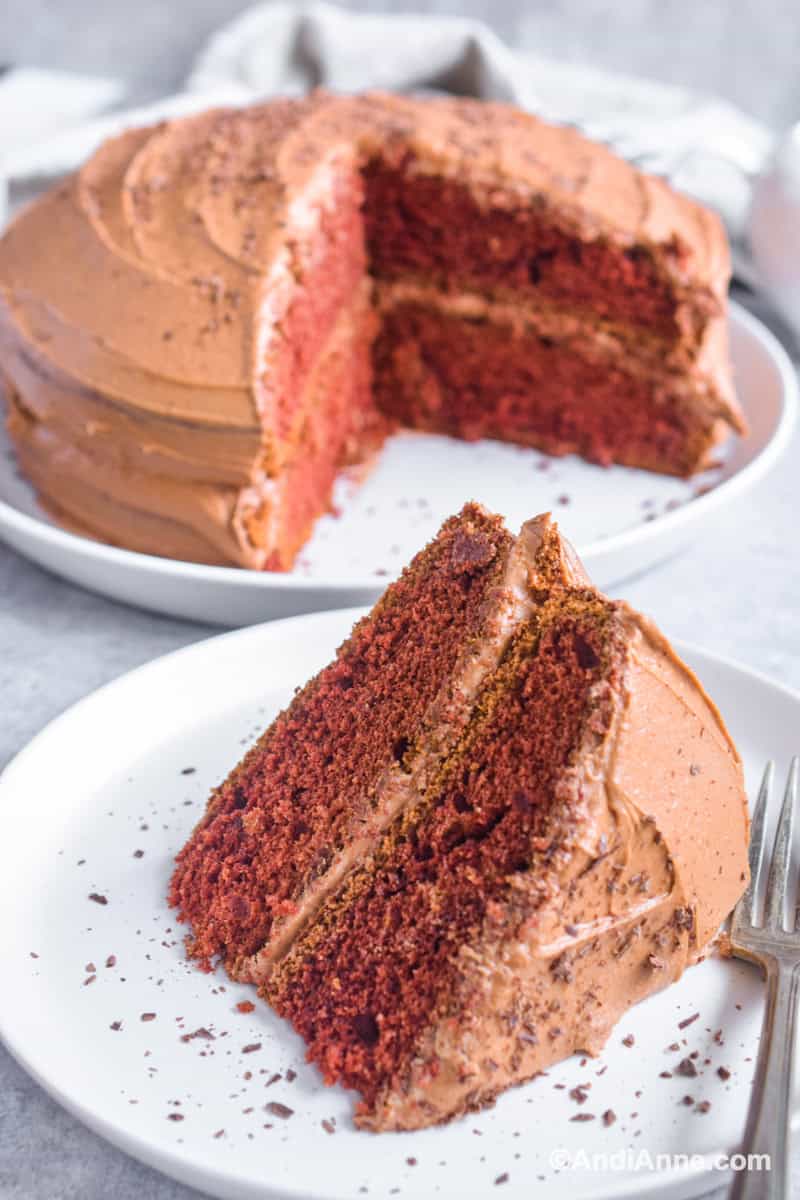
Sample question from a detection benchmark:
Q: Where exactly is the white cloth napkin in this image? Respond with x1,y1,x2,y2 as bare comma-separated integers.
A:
0,2,775,278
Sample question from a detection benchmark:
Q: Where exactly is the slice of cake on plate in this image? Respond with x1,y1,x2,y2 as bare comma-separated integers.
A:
170,504,749,1130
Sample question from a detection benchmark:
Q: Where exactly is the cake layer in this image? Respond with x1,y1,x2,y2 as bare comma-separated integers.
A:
373,278,738,408
372,296,734,475
363,155,698,346
169,504,515,969
170,509,748,1130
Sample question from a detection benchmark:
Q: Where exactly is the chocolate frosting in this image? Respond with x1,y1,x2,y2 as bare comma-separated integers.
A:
0,94,740,565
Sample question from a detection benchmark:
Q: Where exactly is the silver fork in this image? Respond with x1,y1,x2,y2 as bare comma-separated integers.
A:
730,758,800,1200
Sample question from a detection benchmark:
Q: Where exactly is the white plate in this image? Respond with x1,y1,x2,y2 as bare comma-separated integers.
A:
0,607,796,1200
0,301,795,626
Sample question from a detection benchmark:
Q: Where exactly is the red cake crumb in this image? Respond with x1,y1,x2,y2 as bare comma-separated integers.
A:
372,303,708,475
363,157,684,338
169,506,512,969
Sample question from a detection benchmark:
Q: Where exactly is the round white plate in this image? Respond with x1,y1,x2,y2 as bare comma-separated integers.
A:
0,301,795,626
0,607,796,1200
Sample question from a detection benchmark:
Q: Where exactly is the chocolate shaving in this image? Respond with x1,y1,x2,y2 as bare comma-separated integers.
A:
674,906,693,931
181,1027,214,1043
265,1101,294,1119
550,955,573,983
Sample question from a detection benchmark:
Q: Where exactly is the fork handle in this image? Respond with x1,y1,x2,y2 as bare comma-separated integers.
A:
731,957,799,1199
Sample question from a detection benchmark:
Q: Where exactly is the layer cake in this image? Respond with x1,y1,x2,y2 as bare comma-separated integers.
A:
0,94,744,568
170,505,749,1129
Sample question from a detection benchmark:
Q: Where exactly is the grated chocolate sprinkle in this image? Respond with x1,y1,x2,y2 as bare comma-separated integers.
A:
265,1101,293,1119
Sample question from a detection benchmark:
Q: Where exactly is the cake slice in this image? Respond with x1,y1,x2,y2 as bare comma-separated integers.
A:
170,504,749,1130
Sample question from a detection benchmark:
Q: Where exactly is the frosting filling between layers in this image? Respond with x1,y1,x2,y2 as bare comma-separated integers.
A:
372,279,738,411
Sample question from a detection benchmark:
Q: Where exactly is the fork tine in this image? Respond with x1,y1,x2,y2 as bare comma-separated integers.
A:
764,758,798,932
732,762,772,935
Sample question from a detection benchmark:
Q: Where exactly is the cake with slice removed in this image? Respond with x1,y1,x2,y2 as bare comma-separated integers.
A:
169,503,749,1130
1,92,745,569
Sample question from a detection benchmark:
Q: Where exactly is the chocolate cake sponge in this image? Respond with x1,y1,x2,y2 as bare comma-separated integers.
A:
170,504,749,1130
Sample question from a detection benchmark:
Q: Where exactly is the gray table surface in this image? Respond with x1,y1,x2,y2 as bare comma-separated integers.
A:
2,3,800,1198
